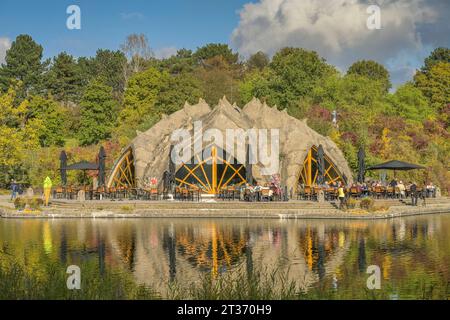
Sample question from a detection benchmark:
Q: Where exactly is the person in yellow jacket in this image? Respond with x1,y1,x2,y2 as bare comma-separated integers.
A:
338,183,346,210
43,176,52,206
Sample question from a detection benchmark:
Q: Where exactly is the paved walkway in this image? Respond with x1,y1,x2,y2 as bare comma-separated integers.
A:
1,195,450,220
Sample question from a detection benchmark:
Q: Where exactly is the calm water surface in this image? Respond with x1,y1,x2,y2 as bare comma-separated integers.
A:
1,214,449,299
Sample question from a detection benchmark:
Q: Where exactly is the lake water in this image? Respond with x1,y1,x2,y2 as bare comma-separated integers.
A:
1,214,449,299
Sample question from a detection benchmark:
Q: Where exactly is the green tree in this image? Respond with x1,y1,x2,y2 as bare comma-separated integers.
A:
157,49,196,75
0,34,47,96
46,52,83,103
347,60,391,92
387,83,435,123
91,49,127,95
117,67,168,137
78,79,118,145
156,73,203,114
241,47,337,109
246,51,269,71
421,47,450,74
0,86,41,185
195,56,242,106
194,43,239,65
414,62,450,111
28,95,67,146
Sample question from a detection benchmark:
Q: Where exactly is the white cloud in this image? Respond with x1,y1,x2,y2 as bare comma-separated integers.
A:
154,46,178,59
0,37,11,65
231,0,443,82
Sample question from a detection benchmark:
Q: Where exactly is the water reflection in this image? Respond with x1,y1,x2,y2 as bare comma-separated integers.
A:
1,214,449,298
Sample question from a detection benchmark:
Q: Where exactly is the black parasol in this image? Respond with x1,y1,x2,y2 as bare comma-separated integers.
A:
317,145,325,185
98,146,106,186
60,150,67,186
357,147,365,183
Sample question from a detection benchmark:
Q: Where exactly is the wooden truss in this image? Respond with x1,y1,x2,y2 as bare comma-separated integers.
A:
175,146,247,194
109,148,135,188
298,145,343,188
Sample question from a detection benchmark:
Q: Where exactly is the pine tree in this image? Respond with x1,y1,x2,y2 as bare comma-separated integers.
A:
0,34,47,96
47,52,83,103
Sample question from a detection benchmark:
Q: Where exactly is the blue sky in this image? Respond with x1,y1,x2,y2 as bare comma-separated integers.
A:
0,0,448,85
0,0,250,58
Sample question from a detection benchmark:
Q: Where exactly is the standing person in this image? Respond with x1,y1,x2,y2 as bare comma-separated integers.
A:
410,182,417,206
10,179,18,200
43,176,53,206
338,183,346,210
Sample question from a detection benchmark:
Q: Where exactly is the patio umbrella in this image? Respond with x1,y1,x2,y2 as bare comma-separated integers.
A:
245,144,253,185
357,147,365,183
168,145,176,190
367,160,425,178
65,161,99,171
317,145,325,185
65,161,98,186
168,145,176,175
59,150,67,186
98,146,106,186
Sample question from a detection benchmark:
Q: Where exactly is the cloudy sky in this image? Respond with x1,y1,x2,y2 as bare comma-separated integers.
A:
0,0,448,85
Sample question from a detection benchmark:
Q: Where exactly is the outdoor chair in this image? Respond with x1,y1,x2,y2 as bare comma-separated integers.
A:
386,187,395,198
53,186,64,199
93,186,106,200
149,188,159,201
65,186,76,200
260,189,271,202
180,188,190,201
325,188,337,201
303,186,312,200
350,187,361,198
374,186,385,199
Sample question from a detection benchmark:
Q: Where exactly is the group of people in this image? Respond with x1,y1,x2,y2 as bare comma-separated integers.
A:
9,176,53,207
307,178,439,209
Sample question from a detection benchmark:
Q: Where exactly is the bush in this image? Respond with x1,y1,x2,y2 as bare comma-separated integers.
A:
28,198,43,210
347,197,357,209
360,197,375,211
13,197,26,210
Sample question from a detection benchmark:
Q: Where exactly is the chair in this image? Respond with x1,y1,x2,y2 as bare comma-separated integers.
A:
54,186,64,199
303,186,312,200
325,188,336,201
374,186,386,199
181,188,190,201
350,187,360,198
93,186,106,200
148,188,159,201
260,189,271,202
386,187,395,199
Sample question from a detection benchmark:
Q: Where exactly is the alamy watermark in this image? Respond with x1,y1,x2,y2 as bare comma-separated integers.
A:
366,5,381,30
66,265,81,290
66,5,81,30
170,121,280,175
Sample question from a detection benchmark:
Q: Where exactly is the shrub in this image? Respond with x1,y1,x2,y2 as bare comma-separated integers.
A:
13,197,26,210
347,197,357,209
28,198,43,210
360,197,375,211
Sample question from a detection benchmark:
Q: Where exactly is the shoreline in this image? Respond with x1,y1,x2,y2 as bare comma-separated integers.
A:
1,198,450,220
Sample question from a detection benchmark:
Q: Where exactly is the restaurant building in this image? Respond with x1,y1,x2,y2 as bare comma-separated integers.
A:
107,97,353,194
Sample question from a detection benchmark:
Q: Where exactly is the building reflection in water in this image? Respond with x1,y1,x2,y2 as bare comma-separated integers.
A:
0,214,448,297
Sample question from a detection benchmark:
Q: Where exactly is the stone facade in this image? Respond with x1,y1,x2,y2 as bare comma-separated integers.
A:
107,97,353,191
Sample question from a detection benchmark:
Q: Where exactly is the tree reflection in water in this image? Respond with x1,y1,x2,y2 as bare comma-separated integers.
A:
0,214,449,299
